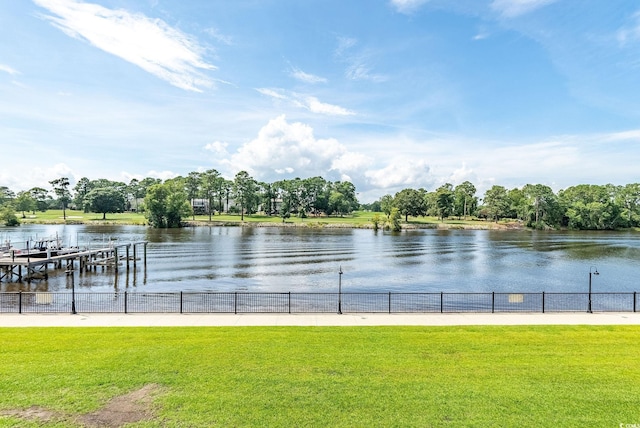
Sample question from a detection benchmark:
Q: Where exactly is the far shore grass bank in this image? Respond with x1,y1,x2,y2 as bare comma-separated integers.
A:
13,209,522,230
0,325,639,427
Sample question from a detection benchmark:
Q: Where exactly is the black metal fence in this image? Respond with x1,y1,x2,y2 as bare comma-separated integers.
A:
0,291,638,314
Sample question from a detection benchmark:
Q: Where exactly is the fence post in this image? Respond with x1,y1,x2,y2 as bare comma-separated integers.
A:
180,291,183,314
234,292,238,314
288,291,291,314
19,291,22,314
440,292,443,313
492,292,495,313
634,292,637,313
542,292,545,313
124,291,128,314
388,292,391,314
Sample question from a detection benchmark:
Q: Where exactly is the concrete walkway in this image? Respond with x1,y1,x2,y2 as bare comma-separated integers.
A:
1,312,640,327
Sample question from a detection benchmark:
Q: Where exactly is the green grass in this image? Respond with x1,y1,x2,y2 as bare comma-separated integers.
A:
18,210,148,225
16,209,508,229
1,326,639,427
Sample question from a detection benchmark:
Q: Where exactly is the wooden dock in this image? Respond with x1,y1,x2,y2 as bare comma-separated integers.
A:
0,242,148,283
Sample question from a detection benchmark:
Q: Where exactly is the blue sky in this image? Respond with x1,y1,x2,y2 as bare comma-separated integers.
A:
1,0,639,202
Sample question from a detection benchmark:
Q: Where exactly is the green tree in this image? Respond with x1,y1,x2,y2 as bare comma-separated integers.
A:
0,205,19,226
390,207,402,232
14,191,36,218
258,182,273,215
454,181,477,220
127,178,144,212
522,184,560,229
29,187,49,212
49,177,71,220
482,185,510,222
73,177,92,211
559,184,621,230
200,169,220,221
185,171,201,220
0,186,15,205
380,194,394,219
371,213,383,231
435,183,455,221
303,176,330,215
394,188,427,222
615,183,640,227
144,182,191,228
85,187,126,220
233,171,257,221
144,184,169,227
508,188,527,221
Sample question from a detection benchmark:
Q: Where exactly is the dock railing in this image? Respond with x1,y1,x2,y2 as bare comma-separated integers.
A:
0,291,638,314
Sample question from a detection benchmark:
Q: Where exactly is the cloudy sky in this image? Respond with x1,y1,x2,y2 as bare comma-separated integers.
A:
1,0,639,201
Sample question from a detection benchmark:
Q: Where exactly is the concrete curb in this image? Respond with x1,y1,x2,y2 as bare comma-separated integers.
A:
1,312,640,327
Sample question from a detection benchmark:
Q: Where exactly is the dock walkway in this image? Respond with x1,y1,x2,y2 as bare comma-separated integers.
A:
0,242,147,283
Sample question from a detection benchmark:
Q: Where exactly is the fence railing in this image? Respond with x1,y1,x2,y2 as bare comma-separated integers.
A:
0,291,638,314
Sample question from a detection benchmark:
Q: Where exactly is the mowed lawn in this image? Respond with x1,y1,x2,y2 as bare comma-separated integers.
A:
1,326,639,427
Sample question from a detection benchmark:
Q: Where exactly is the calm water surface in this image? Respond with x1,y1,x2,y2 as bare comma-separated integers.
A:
1,224,639,293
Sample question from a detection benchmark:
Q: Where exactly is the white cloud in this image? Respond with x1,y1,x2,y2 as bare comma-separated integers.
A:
617,12,640,46
491,0,557,18
390,0,429,14
290,67,327,84
224,115,348,180
472,29,490,41
256,88,288,100
334,36,387,82
298,96,355,116
0,163,76,193
204,27,233,45
449,163,477,184
602,129,640,141
331,152,373,172
0,64,19,75
257,88,355,116
335,36,357,57
120,170,177,183
33,0,216,92
204,141,229,155
365,158,432,189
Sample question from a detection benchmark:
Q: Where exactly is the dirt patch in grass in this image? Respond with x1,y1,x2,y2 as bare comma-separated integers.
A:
1,406,64,423
1,384,163,427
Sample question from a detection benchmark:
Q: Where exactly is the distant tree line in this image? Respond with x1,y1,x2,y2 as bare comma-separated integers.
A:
1,176,639,230
0,170,359,228
364,182,640,230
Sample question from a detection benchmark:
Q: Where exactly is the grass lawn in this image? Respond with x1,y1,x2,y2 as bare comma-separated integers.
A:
17,209,507,229
18,210,148,225
1,326,639,427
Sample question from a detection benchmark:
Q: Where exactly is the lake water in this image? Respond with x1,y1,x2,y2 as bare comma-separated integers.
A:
1,224,639,294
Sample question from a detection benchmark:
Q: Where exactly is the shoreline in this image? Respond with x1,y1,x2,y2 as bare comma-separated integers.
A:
17,218,525,230
15,217,640,232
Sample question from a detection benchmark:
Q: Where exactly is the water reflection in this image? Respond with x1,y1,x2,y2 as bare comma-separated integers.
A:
1,224,639,294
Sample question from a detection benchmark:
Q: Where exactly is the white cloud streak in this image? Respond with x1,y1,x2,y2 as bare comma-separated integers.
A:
491,0,558,18
290,67,327,84
617,11,640,46
334,36,387,82
257,88,355,116
389,0,430,14
0,64,19,75
204,141,229,155
33,0,216,92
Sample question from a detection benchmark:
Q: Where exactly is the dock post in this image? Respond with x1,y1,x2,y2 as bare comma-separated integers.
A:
133,244,137,268
114,247,118,273
126,244,130,270
144,242,147,265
